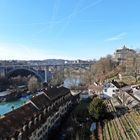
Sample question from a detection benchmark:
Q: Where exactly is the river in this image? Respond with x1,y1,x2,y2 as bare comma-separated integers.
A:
63,76,81,88
0,77,81,115
0,95,32,115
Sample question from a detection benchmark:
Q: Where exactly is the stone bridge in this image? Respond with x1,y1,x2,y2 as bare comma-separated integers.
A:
0,63,92,82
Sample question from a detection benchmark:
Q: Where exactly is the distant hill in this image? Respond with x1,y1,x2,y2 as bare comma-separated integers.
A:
43,59,65,65
28,59,95,65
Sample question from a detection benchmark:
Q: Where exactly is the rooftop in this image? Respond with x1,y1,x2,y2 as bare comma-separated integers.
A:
31,94,51,110
0,90,12,97
0,102,38,138
44,86,70,101
0,86,71,138
116,46,136,53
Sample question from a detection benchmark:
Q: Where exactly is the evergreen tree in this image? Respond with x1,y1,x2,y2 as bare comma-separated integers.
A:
88,97,106,121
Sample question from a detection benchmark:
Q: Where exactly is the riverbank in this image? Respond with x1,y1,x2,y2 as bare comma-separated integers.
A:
0,95,32,115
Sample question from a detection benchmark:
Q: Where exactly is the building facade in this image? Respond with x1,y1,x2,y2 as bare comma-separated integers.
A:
113,46,136,64
0,86,74,140
125,53,140,76
103,82,119,98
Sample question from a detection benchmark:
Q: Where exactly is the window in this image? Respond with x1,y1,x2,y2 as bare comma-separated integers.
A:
47,106,50,112
34,117,37,125
23,125,27,131
104,89,107,92
116,89,119,92
18,132,22,140
43,108,47,115
39,114,42,121
28,121,32,128
33,131,36,136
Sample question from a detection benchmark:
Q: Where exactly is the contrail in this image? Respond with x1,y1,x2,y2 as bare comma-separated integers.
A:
57,0,85,37
29,0,103,38
48,0,61,34
28,0,62,36
77,0,103,14
57,0,103,37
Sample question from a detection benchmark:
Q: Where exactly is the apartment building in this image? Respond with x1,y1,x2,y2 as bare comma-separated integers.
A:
0,86,74,140
113,46,136,64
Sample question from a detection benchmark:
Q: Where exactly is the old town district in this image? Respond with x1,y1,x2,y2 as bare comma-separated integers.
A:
0,86,78,140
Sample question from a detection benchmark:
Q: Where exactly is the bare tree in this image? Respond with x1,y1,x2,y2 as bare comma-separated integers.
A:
125,53,140,83
28,76,39,93
10,75,30,86
49,70,64,86
88,83,103,96
82,57,115,86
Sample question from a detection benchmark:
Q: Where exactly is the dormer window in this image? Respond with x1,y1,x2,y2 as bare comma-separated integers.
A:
47,117,50,124
23,125,27,132
43,108,47,115
28,121,32,128
54,101,56,106
34,117,37,125
59,106,62,112
18,132,22,140
39,114,42,121
104,89,107,92
48,106,50,112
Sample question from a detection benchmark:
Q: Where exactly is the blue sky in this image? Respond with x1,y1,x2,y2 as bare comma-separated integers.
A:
0,0,140,60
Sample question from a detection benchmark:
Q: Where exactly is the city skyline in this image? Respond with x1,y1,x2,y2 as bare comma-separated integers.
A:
0,0,140,60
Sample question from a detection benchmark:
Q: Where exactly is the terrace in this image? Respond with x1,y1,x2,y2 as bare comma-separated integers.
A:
97,99,140,140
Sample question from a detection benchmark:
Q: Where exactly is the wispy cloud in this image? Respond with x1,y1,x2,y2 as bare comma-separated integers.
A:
105,32,127,42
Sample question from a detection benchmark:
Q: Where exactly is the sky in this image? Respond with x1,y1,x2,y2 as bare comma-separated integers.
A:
0,0,140,60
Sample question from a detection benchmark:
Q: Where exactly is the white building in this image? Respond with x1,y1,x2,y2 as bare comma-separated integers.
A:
102,82,119,98
131,86,140,101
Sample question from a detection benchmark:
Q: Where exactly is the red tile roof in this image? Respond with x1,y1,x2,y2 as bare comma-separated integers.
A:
44,86,70,100
0,102,38,138
0,86,71,139
31,94,51,110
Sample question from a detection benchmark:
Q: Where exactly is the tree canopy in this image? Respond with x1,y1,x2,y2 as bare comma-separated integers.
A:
28,76,39,93
88,97,106,121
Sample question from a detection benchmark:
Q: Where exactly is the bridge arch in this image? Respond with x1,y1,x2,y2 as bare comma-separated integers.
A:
6,68,44,82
